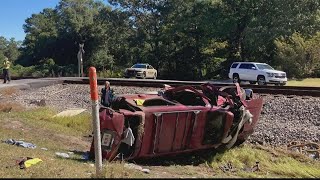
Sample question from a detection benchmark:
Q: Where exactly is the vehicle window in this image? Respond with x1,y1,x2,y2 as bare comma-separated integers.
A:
239,63,249,69
247,64,256,69
231,63,238,68
256,64,274,70
132,64,147,69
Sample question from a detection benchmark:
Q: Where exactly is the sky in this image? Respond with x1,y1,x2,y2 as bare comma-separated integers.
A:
0,0,61,41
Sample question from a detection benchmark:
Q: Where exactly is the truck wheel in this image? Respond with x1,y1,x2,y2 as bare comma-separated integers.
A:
233,74,241,83
257,75,266,86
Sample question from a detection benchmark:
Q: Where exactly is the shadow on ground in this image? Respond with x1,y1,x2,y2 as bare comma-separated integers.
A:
131,148,219,166
69,147,223,167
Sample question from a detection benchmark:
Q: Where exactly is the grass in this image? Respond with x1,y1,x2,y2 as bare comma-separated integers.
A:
12,107,93,135
0,107,92,178
0,101,25,112
0,87,19,97
0,87,23,113
0,104,146,178
209,144,320,178
1,105,320,178
286,78,320,87
103,161,147,178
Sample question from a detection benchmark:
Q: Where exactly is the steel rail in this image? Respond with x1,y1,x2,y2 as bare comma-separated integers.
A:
61,77,320,97
7,77,319,96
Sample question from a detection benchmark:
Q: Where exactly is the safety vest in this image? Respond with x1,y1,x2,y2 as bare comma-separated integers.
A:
3,60,10,69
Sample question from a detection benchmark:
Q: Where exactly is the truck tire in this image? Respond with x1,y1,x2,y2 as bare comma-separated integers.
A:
233,73,241,83
142,72,146,79
257,75,266,86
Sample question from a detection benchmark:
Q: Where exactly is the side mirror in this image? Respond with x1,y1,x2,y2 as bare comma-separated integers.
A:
251,67,257,70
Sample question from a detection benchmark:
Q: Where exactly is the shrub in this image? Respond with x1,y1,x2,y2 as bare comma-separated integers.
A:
275,32,320,78
10,65,36,77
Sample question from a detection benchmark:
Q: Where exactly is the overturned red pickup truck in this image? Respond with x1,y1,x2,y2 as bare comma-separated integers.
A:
89,83,263,161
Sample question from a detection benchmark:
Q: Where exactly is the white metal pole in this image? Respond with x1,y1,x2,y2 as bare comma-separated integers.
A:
81,60,84,77
77,51,81,77
89,67,103,177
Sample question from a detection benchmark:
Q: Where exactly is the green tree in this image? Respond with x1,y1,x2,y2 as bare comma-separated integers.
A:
16,0,320,80
218,0,320,77
0,36,21,64
20,8,59,65
275,32,320,78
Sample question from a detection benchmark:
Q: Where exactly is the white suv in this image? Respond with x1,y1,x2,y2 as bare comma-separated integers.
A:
228,62,287,86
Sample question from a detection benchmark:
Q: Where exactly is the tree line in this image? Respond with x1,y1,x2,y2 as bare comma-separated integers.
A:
1,0,320,79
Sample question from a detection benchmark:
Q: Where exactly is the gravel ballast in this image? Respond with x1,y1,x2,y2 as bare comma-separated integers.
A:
10,84,320,147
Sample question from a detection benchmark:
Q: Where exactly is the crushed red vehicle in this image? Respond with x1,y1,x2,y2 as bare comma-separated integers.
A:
89,83,263,161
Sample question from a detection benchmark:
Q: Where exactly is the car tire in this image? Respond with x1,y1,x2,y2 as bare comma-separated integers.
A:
257,75,266,86
249,81,256,85
233,74,240,83
153,73,157,79
142,72,146,79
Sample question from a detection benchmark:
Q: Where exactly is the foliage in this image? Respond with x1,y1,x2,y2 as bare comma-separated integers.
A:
97,69,124,78
275,32,320,78
1,0,319,79
0,36,21,65
10,64,36,77
90,48,115,71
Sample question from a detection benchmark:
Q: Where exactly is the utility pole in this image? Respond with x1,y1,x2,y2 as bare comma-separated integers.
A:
77,43,85,77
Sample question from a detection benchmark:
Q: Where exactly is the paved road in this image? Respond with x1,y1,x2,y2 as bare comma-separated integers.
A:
0,78,64,90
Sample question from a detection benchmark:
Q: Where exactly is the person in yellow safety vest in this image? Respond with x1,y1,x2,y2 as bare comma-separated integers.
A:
3,57,11,84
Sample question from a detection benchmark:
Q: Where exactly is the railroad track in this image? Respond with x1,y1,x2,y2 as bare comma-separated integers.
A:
62,77,320,97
